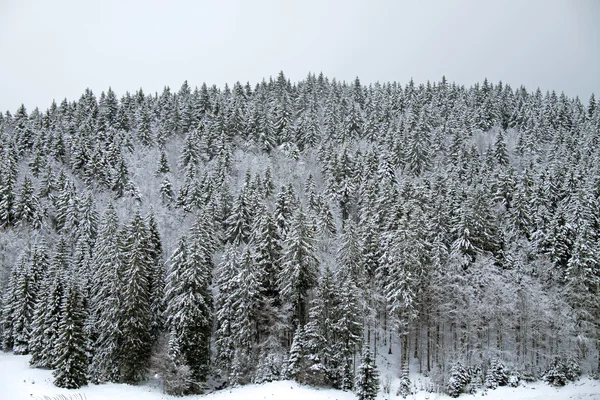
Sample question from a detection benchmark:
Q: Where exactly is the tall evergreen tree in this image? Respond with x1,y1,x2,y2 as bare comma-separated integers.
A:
118,212,152,383
88,204,122,383
165,233,212,390
354,346,379,400
278,209,319,329
53,276,88,389
29,237,71,368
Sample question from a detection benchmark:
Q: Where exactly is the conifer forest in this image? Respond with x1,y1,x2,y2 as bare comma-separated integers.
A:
0,72,599,396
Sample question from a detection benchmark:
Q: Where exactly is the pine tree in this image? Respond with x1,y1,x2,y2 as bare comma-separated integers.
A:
447,361,470,397
146,211,165,343
278,209,319,328
285,326,308,381
160,176,174,206
0,150,17,228
1,258,20,351
302,266,340,387
215,245,240,380
14,175,43,228
165,233,212,390
494,130,509,166
29,237,71,368
88,204,122,383
354,346,379,400
118,212,152,383
337,219,364,284
156,150,170,175
53,277,88,389
12,249,45,354
225,190,253,245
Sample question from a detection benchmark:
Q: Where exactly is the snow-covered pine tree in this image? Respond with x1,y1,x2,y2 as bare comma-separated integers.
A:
118,211,152,383
88,204,122,383
302,266,337,386
278,209,319,330
447,361,470,397
1,256,21,351
11,249,41,354
29,236,71,368
14,175,43,228
250,208,285,356
225,190,253,245
285,325,308,381
53,276,88,389
164,233,212,391
228,247,262,384
146,211,165,344
354,346,379,400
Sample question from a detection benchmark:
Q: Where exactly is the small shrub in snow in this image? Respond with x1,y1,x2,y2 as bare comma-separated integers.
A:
467,364,483,393
340,360,354,391
446,361,469,397
543,357,567,387
163,359,195,396
508,372,520,387
542,356,581,387
519,366,538,383
484,359,508,389
396,368,411,398
354,347,379,400
253,352,282,384
565,357,581,381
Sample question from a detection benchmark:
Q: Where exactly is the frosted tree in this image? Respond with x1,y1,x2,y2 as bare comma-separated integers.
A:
278,209,319,329
165,233,212,391
88,204,122,383
11,247,47,354
225,190,253,245
1,256,22,351
354,346,379,400
146,211,165,343
14,175,43,228
29,237,71,368
118,212,152,383
53,276,88,389
214,245,240,379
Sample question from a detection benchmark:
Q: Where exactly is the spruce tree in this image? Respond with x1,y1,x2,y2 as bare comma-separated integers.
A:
29,237,71,368
278,209,318,329
53,277,88,389
214,245,239,380
146,211,165,343
11,250,42,354
118,212,152,383
1,259,20,351
88,204,122,383
354,346,379,400
165,233,212,390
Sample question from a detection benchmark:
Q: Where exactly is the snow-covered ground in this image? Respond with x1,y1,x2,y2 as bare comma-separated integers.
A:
1,352,598,400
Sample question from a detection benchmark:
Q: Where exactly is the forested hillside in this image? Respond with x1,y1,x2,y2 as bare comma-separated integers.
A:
0,72,598,397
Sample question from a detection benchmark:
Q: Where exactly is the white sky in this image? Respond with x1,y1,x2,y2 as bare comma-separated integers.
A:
0,0,599,113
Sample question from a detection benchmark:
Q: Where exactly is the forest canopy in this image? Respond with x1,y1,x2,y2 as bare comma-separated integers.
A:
0,72,598,396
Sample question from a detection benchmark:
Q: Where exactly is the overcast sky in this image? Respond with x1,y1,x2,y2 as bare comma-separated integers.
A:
0,0,598,113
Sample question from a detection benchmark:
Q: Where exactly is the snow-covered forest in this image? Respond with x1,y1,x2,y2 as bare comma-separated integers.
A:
0,72,599,398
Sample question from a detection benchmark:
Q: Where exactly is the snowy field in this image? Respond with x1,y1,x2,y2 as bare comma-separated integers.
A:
1,352,599,400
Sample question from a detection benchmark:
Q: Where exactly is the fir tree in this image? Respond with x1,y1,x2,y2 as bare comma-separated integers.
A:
165,233,212,390
29,237,71,368
88,204,122,383
354,346,379,400
215,245,240,380
53,277,88,389
118,212,152,383
278,210,319,328
11,249,44,354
